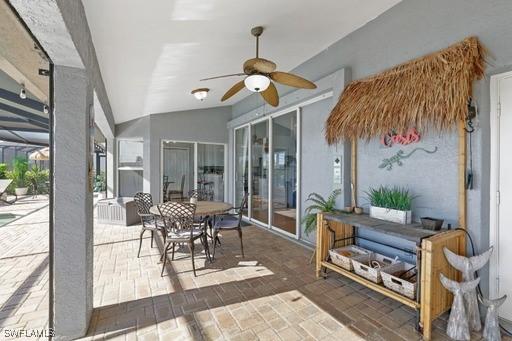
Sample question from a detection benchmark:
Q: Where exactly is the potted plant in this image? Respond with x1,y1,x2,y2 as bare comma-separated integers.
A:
94,173,107,199
302,189,343,236
366,186,414,224
25,166,50,195
7,157,29,196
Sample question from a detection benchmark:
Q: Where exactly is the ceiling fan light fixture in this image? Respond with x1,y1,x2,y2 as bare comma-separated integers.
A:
244,74,270,92
191,88,209,101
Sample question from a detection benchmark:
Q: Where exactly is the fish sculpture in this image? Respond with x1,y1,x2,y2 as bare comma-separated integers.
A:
444,247,493,331
440,274,480,341
479,295,507,341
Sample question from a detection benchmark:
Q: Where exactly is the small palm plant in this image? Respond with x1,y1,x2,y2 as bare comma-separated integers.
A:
302,189,343,235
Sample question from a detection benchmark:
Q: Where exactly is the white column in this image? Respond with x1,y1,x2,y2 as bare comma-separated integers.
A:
52,65,93,340
106,137,116,197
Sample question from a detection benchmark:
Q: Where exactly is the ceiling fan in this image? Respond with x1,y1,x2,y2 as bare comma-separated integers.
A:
200,26,317,107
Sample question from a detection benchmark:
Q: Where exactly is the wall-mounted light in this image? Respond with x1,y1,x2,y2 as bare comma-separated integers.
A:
19,84,27,99
191,88,209,101
244,74,270,92
43,103,49,114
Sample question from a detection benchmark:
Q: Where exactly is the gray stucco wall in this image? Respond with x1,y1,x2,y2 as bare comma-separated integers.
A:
230,0,512,296
357,131,459,225
115,107,232,200
301,98,341,244
228,0,512,273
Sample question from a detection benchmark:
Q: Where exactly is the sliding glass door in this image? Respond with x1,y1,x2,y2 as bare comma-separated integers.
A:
162,141,194,200
234,109,300,238
234,127,249,215
250,121,269,224
197,143,225,201
161,141,226,202
271,112,297,235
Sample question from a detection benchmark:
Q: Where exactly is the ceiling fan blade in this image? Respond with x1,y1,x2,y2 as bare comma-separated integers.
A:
270,71,317,89
221,80,245,101
260,82,279,107
200,73,246,81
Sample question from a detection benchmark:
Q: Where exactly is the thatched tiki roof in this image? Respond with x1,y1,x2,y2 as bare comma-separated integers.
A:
325,37,486,144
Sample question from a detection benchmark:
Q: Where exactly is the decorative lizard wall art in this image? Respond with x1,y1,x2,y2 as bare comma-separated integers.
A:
379,147,438,170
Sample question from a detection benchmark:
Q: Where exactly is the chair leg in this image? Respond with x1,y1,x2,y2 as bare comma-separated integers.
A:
202,234,212,263
212,230,219,261
188,241,196,277
160,252,167,277
160,242,170,262
151,231,154,248
237,227,244,258
137,229,146,258
161,246,168,277
171,242,176,261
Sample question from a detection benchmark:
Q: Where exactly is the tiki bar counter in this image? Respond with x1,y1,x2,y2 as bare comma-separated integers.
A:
315,37,486,340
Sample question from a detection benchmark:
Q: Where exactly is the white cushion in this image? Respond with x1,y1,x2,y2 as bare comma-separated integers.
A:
167,229,203,239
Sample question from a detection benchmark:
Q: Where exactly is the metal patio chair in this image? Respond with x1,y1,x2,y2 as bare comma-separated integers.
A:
134,192,165,257
212,192,248,260
158,201,211,277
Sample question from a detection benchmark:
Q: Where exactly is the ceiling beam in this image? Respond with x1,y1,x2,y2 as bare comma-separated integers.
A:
0,102,48,125
0,126,47,133
0,135,48,147
0,125,30,144
0,88,45,111
0,116,48,129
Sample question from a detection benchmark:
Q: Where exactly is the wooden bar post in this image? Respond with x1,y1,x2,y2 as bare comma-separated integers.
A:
351,138,357,207
315,212,326,278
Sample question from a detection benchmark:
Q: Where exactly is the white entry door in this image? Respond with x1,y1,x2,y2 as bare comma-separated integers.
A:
492,72,512,322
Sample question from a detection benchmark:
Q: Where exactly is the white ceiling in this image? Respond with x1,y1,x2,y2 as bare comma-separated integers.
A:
83,0,401,123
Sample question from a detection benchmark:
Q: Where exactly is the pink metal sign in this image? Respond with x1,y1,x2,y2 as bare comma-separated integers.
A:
380,128,421,147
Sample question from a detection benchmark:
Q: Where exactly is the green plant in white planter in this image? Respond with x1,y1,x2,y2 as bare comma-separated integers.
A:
7,157,29,196
366,186,415,224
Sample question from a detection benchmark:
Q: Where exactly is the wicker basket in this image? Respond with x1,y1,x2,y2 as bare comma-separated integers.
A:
351,252,399,283
328,245,369,271
381,262,417,299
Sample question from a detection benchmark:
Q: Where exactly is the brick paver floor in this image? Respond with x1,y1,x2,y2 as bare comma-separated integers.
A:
85,220,465,341
0,197,503,340
0,196,50,340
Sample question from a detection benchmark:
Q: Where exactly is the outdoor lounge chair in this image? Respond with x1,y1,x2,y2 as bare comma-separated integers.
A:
0,179,17,205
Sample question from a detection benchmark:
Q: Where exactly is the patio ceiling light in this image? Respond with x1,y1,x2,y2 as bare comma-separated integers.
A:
244,74,270,92
19,85,27,99
191,88,209,101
